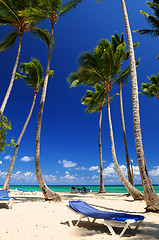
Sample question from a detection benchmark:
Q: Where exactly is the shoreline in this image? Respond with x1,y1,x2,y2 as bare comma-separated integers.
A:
0,190,158,239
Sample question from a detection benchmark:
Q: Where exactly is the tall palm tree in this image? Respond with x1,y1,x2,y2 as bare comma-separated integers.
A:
81,84,106,193
2,58,54,190
21,0,82,201
111,32,133,185
111,32,140,185
0,0,50,117
141,73,159,99
97,0,159,212
68,39,144,200
118,0,159,211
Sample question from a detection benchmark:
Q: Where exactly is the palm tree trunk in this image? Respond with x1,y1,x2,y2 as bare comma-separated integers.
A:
107,92,143,200
99,108,106,193
119,82,133,185
35,18,61,201
120,0,159,211
3,93,37,190
0,33,23,117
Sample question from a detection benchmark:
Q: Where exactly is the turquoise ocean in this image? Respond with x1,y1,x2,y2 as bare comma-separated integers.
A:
1,185,159,193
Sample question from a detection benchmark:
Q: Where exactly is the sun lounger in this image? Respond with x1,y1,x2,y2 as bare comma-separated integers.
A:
81,187,92,193
0,190,13,209
65,200,145,238
16,188,37,195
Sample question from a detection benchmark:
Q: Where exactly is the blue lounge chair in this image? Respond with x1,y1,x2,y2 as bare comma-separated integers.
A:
0,190,13,209
81,187,92,193
16,188,37,195
65,200,145,238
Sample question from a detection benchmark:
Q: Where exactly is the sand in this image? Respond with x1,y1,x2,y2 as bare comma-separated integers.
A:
0,190,159,240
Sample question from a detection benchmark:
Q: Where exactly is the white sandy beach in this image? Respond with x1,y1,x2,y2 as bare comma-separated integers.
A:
0,191,159,240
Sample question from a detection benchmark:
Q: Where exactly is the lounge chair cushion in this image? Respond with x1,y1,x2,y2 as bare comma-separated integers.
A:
69,200,144,222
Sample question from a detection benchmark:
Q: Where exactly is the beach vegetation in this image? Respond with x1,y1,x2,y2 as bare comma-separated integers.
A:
0,0,50,117
119,0,159,212
134,0,159,61
111,32,140,186
81,84,106,193
20,0,82,201
3,58,54,190
141,73,159,99
68,37,144,200
0,115,15,153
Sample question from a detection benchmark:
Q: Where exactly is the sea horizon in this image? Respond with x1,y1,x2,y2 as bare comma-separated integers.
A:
1,184,159,193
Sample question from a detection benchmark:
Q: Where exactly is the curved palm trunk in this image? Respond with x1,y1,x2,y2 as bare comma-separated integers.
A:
35,19,61,201
0,34,23,117
107,93,143,200
99,108,106,193
3,93,37,190
120,0,159,211
119,82,133,185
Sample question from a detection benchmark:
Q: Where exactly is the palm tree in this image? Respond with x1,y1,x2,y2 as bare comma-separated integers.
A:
111,32,140,185
141,73,159,99
20,0,82,201
118,0,159,211
68,39,144,200
2,58,54,190
81,84,106,193
0,0,50,117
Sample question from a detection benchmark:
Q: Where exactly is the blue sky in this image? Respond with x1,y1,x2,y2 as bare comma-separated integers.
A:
0,0,159,186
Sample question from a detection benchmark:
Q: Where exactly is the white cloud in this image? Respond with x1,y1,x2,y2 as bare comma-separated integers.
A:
43,174,57,183
4,155,11,160
75,166,87,170
58,159,77,168
92,175,99,180
11,171,36,183
133,166,140,175
149,166,159,177
103,164,116,176
0,170,7,178
120,165,127,176
21,156,34,162
60,173,76,181
89,166,99,171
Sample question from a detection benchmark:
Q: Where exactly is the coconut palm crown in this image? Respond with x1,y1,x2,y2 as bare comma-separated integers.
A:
141,73,159,99
134,0,159,37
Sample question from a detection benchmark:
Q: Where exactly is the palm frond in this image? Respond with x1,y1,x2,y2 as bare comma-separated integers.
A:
0,31,19,51
0,14,13,25
59,0,82,17
19,7,47,23
0,0,21,24
67,72,80,87
30,27,51,47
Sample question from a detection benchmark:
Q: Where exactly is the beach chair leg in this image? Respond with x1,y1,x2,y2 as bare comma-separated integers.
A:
75,215,85,226
119,222,130,237
129,219,144,231
8,199,13,209
92,218,96,223
104,220,117,237
65,206,73,227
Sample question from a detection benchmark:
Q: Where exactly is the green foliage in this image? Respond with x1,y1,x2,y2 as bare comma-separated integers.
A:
15,58,54,90
0,115,15,153
141,73,159,98
0,0,51,51
0,31,19,52
134,0,159,37
59,0,82,17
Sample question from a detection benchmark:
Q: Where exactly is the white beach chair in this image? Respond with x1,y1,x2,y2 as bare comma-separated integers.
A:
65,200,145,238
